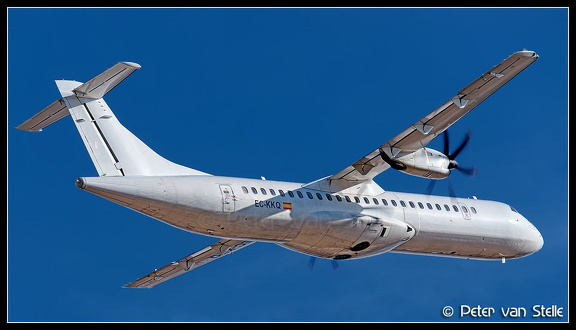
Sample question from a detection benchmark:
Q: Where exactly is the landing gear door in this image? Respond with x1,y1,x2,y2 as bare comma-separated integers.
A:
350,215,383,251
219,185,235,213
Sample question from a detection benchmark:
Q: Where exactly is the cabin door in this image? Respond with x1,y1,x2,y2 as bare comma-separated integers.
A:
219,185,235,213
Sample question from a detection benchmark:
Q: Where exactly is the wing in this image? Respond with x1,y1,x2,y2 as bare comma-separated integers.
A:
124,239,255,288
330,50,539,182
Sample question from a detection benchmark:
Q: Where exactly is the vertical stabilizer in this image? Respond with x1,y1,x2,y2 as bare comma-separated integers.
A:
17,62,210,177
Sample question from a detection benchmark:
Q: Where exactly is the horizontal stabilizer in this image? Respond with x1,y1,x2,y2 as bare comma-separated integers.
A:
124,239,255,288
16,99,69,132
72,62,141,99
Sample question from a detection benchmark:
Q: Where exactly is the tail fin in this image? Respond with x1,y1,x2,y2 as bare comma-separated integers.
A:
17,62,210,177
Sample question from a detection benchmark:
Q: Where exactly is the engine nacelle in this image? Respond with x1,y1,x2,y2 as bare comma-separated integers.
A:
394,148,451,179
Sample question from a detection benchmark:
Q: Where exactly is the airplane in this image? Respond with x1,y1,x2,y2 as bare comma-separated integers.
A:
17,49,543,288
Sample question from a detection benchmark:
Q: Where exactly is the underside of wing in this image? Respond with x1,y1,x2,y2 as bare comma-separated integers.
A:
124,239,254,288
330,50,539,183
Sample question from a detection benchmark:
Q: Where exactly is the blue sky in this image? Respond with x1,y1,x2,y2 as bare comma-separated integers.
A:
8,8,568,322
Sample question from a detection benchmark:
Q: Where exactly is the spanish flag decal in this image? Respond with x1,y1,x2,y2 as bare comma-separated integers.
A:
283,202,292,210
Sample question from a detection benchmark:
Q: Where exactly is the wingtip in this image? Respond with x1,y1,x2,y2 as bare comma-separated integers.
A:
518,49,539,58
120,61,141,69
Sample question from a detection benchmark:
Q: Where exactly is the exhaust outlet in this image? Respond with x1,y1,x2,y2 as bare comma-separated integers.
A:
75,177,86,189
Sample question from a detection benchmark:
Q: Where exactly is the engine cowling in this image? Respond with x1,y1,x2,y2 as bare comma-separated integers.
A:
395,147,451,179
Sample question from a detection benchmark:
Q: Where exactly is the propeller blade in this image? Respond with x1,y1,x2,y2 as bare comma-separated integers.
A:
331,260,340,272
448,130,472,160
443,130,450,156
308,256,316,271
308,256,341,272
426,180,436,195
455,166,478,177
438,129,477,197
379,149,407,170
448,177,456,198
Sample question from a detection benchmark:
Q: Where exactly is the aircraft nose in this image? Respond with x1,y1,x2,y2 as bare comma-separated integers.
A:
529,226,544,254
508,207,543,257
520,218,543,256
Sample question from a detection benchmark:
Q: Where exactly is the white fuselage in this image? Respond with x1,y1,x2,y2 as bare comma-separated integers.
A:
77,175,543,261
18,52,543,287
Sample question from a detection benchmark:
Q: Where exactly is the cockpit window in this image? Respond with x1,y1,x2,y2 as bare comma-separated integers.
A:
510,206,519,213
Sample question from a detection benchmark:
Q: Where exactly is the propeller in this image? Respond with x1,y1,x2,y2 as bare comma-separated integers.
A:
443,129,478,177
379,149,406,170
308,256,340,272
427,177,458,196
426,129,477,196
331,260,340,272
307,256,316,270
380,130,477,176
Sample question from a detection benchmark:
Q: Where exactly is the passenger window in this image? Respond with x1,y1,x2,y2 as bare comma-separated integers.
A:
316,193,323,200
279,189,285,197
435,204,441,210
345,196,352,202
426,203,433,210
409,201,415,208
335,195,342,202
382,199,388,206
326,194,333,201
251,187,258,194
444,204,450,211
391,200,397,207
269,189,276,196
260,188,267,195
306,192,313,199
297,191,304,198
364,197,370,204
470,207,477,214
373,198,379,205
418,202,424,209
452,205,459,212
461,205,468,213
288,191,294,198
242,186,249,194
400,200,406,207
354,196,360,203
